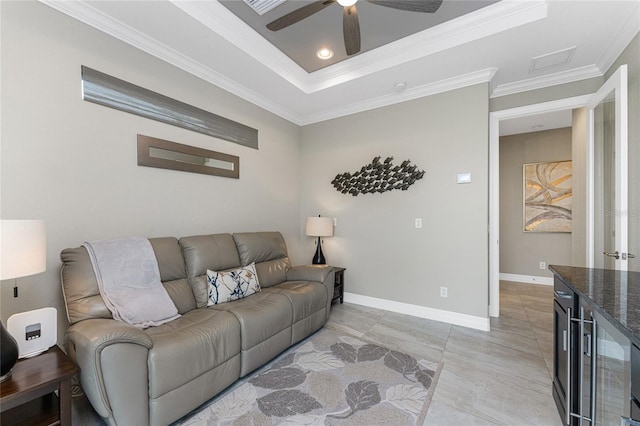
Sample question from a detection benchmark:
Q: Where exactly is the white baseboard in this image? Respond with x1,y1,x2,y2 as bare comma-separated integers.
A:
499,273,553,286
343,292,490,331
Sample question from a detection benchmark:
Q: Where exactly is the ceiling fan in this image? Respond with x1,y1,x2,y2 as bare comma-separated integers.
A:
266,0,444,56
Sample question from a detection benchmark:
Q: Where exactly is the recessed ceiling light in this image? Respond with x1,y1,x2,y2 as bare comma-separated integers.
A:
317,48,334,60
337,0,358,6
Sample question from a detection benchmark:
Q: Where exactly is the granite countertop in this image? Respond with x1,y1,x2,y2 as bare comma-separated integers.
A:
549,265,640,347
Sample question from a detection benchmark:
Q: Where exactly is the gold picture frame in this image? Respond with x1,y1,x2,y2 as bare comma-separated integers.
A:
523,160,572,233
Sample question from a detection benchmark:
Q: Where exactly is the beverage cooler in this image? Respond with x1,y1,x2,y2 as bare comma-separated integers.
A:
554,277,638,425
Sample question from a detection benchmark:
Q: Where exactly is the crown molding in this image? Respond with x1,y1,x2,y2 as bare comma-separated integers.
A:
304,0,546,93
174,0,547,94
35,0,513,126
490,64,603,98
491,1,639,99
168,0,309,89
39,0,628,126
300,68,498,125
595,2,640,74
39,0,304,124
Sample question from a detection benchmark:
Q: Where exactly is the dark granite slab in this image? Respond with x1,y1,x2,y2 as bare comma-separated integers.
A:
549,265,640,347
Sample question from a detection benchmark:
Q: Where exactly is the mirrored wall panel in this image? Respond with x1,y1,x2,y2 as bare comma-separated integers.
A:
137,134,239,179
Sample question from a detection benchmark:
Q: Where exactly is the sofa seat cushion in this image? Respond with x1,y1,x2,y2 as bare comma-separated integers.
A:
265,282,328,344
210,291,293,376
209,291,292,350
265,281,327,322
145,308,241,399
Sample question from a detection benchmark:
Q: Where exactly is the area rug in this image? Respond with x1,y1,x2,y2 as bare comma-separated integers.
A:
179,327,441,425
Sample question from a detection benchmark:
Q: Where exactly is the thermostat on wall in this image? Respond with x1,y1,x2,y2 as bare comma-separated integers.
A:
7,307,57,358
457,173,472,184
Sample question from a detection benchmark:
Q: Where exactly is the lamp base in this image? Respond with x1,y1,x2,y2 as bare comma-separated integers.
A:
1,321,19,382
312,236,327,265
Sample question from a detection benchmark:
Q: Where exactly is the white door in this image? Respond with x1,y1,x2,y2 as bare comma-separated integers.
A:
588,65,630,269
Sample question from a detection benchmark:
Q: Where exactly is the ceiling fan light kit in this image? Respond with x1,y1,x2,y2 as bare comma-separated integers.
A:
266,0,444,56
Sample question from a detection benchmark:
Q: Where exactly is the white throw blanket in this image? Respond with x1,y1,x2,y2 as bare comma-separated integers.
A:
83,237,180,328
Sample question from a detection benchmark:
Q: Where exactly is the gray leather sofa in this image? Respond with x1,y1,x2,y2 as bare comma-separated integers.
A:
60,232,334,426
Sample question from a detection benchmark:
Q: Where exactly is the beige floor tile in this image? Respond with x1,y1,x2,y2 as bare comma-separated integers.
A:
423,401,500,425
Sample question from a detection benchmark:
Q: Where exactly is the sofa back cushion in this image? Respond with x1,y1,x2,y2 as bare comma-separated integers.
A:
232,232,291,288
60,237,194,325
149,238,195,315
179,233,241,308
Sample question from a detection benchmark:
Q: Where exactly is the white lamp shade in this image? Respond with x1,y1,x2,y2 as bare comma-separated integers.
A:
305,217,334,237
1,220,46,280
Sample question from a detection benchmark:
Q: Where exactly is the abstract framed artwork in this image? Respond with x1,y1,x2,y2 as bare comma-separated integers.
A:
523,160,572,233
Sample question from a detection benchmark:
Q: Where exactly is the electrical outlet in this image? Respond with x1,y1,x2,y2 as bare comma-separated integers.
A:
415,218,422,229
440,286,448,298
539,261,546,270
333,217,337,227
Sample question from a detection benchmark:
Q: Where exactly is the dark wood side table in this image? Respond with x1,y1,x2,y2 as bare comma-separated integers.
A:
1,345,79,426
332,267,346,305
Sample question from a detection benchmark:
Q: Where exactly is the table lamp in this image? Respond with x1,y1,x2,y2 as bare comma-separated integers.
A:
0,220,46,382
305,215,333,265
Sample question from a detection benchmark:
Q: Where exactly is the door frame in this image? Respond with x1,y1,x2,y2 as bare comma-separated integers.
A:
489,95,591,318
586,65,628,268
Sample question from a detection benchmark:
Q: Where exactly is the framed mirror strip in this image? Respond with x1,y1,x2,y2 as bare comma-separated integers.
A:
137,134,239,179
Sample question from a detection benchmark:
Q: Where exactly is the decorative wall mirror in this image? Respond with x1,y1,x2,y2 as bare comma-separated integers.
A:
137,134,239,179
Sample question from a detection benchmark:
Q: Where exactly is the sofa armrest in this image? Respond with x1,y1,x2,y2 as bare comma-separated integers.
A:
286,264,332,283
287,265,335,321
65,319,152,425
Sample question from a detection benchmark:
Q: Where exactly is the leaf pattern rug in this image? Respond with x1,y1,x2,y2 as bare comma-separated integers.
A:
179,327,441,425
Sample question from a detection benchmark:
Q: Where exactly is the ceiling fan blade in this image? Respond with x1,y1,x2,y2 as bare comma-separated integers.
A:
343,5,361,55
367,0,443,13
267,0,336,31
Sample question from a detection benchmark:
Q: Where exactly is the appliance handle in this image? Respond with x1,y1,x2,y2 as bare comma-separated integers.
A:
590,316,597,425
579,306,585,423
567,306,572,425
555,290,573,299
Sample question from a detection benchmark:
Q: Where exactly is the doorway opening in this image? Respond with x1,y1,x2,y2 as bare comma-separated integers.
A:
489,95,592,317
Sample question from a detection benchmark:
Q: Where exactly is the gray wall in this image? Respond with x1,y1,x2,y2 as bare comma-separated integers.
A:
499,128,573,277
606,33,640,271
300,84,490,318
0,2,304,339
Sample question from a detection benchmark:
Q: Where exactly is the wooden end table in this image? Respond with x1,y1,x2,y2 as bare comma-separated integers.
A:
332,267,345,305
1,345,79,426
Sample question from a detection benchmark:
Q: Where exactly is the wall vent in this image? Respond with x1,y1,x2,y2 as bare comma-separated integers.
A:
242,0,287,15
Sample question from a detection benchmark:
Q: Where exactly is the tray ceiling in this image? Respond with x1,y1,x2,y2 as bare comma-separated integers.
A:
40,0,640,126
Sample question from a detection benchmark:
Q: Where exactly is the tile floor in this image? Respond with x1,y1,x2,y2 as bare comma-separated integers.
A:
328,281,561,425
71,281,562,425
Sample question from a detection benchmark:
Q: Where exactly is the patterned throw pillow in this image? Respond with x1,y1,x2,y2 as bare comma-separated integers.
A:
206,262,261,305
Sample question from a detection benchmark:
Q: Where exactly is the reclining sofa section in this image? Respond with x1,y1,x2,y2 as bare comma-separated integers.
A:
60,231,335,426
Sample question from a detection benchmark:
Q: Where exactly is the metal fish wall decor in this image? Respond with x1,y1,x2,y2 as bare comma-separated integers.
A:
331,156,425,196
